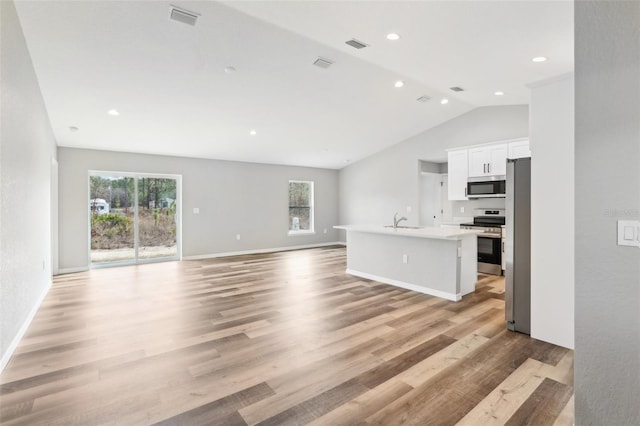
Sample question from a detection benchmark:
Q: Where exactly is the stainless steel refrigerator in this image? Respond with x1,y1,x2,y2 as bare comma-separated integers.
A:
505,157,531,334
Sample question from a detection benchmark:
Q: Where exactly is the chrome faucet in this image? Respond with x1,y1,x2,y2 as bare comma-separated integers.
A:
393,212,408,229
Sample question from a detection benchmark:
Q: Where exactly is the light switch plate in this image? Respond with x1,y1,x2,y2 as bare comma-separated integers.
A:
617,220,640,247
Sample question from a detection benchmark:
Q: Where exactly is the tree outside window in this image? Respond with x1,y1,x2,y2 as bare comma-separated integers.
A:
288,180,314,234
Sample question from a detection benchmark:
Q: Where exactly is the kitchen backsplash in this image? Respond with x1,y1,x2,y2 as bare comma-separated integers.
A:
450,198,506,218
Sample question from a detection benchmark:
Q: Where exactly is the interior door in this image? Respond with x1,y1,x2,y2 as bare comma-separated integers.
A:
440,175,453,221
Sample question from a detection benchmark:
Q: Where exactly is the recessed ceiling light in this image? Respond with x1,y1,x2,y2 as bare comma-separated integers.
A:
440,98,449,105
494,91,504,96
107,109,120,116
224,66,236,74
249,130,257,136
386,33,400,41
69,126,79,132
394,80,404,88
532,56,548,63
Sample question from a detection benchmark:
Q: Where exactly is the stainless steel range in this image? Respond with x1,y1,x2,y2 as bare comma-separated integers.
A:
461,209,505,275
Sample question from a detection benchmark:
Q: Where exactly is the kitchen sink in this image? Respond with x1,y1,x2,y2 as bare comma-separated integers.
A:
384,225,423,229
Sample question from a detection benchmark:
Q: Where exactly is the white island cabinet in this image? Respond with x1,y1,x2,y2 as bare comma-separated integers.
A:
334,225,482,301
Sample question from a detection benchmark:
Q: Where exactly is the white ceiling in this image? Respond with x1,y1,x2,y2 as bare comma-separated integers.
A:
14,0,573,169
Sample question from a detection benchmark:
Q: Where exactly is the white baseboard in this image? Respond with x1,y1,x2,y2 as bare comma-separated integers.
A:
1,280,52,373
183,242,344,260
57,266,89,275
345,269,461,302
58,243,345,270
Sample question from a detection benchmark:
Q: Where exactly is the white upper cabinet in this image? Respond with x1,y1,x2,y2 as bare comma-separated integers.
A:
468,144,507,177
447,150,468,200
508,139,531,159
447,139,529,200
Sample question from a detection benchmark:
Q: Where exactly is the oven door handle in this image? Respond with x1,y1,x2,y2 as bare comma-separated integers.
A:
479,233,501,238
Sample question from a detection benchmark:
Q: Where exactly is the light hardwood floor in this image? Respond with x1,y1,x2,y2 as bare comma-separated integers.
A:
0,246,573,425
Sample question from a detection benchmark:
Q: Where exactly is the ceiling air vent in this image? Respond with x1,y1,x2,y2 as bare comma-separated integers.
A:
170,6,199,26
345,39,368,49
417,95,431,103
313,57,334,69
449,86,465,92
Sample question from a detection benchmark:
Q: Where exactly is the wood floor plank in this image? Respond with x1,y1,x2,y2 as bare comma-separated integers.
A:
456,358,558,426
504,377,574,426
552,394,575,426
255,378,369,426
308,379,414,426
153,382,274,426
365,331,543,425
0,246,573,425
396,333,490,388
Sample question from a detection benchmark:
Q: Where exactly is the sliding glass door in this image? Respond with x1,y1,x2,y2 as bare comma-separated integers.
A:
138,177,178,260
89,172,180,267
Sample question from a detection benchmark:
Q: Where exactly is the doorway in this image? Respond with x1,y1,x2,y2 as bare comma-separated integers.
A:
420,173,453,227
89,172,181,267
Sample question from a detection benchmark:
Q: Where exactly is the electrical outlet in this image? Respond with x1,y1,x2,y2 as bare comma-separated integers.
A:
617,220,640,247
323,228,327,234
236,234,241,241
406,206,412,213
402,254,408,264
193,207,200,214
460,207,465,213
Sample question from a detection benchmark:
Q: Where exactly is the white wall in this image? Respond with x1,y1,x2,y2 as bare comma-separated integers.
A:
58,148,340,271
0,0,57,371
528,74,575,349
338,105,528,234
575,2,640,424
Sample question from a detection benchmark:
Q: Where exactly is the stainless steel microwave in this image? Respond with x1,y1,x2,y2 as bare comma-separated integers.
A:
467,176,506,198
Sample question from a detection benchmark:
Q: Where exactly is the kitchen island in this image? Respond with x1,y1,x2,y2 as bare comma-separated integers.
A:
334,225,482,301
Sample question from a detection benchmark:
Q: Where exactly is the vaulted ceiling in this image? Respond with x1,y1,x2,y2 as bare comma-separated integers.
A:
15,0,573,169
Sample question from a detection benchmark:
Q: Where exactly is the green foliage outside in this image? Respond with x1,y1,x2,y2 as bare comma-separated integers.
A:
90,176,177,250
91,213,132,248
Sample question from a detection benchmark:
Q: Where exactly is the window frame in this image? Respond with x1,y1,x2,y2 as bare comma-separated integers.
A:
287,180,315,236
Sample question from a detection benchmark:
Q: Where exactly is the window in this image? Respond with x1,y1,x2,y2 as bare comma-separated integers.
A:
288,180,314,234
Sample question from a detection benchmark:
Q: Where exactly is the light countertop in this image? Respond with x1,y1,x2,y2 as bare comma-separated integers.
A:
334,225,483,240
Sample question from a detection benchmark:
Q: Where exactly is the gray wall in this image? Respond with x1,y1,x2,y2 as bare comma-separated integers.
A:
575,2,640,424
58,148,340,270
339,105,528,234
1,1,57,369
